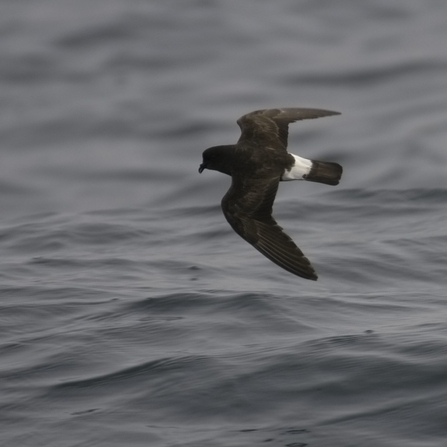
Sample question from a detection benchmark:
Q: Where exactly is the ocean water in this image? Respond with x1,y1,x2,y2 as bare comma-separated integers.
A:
1,1,447,446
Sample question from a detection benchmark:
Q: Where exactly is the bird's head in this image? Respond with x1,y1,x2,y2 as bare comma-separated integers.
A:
198,145,234,176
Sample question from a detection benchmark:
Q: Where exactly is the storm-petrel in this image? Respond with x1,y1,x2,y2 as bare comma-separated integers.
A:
198,108,342,280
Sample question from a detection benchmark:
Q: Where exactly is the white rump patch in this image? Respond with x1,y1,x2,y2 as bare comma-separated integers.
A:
281,153,312,181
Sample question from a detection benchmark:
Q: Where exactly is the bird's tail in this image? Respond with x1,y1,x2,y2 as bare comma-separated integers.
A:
304,160,343,186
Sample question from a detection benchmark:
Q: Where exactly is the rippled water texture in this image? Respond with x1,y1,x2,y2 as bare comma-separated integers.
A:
1,1,447,446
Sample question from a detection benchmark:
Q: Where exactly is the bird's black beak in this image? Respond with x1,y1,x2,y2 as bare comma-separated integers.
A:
198,163,205,174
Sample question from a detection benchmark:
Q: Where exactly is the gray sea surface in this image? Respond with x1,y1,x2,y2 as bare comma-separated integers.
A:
1,1,447,446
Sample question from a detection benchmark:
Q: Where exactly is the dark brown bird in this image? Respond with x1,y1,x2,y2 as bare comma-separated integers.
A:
199,108,342,280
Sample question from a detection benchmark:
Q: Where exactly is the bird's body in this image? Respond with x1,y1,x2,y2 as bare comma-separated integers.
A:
199,108,342,280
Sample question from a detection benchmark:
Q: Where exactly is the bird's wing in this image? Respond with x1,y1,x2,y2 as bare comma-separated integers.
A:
236,108,340,151
221,176,318,280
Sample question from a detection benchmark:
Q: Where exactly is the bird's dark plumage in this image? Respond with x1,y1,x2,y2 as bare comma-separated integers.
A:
199,108,342,280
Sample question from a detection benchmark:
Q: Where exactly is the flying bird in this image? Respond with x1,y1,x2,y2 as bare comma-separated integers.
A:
199,108,342,280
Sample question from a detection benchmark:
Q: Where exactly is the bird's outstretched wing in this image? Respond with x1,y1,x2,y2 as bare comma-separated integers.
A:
221,176,318,280
237,108,340,151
